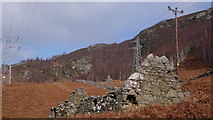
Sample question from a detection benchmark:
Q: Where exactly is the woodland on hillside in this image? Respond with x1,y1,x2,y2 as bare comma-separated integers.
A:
12,8,213,84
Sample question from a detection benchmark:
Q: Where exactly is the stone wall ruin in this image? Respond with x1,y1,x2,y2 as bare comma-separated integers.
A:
49,53,190,118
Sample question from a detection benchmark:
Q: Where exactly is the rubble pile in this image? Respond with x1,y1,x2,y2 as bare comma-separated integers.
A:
49,54,190,118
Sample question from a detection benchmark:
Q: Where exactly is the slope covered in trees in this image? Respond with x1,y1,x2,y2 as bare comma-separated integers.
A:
12,8,212,83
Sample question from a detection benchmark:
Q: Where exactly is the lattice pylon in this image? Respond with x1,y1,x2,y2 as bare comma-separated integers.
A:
131,36,143,73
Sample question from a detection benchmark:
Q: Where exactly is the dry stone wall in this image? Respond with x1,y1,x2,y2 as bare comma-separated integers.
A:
123,53,189,106
49,53,190,118
49,88,88,118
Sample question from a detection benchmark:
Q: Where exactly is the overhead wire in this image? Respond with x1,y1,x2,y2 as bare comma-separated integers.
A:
100,2,171,42
9,1,15,31
11,2,209,62
103,2,181,44
16,1,29,42
183,2,210,14
14,2,188,52
15,1,38,53
103,2,208,44
13,1,38,60
111,2,187,43
19,1,38,48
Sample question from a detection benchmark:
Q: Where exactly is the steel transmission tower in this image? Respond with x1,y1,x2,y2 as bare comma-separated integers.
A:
2,27,14,84
131,36,143,73
168,6,183,75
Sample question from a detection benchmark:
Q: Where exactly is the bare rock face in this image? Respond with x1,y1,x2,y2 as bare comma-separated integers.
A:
49,53,190,118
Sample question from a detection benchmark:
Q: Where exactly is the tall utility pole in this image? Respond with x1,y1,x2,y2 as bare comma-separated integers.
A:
9,35,12,85
131,36,143,73
168,6,183,75
2,27,13,84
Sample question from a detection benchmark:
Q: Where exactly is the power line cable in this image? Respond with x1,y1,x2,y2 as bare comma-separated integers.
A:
9,1,15,31
13,2,209,63
104,2,207,44
17,1,29,42
18,1,38,50
105,3,183,44
13,1,38,61
102,3,178,44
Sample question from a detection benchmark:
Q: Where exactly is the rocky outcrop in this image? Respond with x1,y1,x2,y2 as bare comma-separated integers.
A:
18,57,92,83
87,43,108,51
71,57,92,74
49,54,190,118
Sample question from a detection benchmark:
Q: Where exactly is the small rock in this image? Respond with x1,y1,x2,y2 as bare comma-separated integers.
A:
177,91,185,100
170,97,181,104
167,89,178,98
151,85,161,96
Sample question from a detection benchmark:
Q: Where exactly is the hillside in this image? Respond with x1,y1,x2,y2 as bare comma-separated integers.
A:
11,7,212,84
2,80,123,118
2,54,212,118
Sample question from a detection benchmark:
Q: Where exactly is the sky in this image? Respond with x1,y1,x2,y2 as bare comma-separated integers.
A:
1,1,211,64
